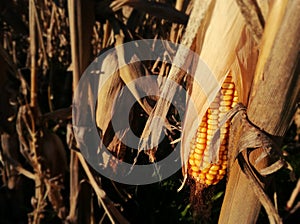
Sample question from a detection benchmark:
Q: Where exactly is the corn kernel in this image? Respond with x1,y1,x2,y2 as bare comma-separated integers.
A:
193,153,202,160
210,165,220,171
208,169,218,175
191,166,200,172
205,179,214,185
218,169,226,175
206,173,215,181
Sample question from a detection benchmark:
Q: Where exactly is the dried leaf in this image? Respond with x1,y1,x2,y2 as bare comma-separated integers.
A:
233,26,258,104
235,0,264,43
110,0,189,24
95,50,122,138
115,34,159,114
139,0,214,161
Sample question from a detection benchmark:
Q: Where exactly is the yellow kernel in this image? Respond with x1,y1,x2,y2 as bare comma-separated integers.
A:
221,165,227,170
210,164,220,171
208,169,218,175
194,159,201,167
221,89,234,95
205,179,214,185
218,112,227,118
207,113,219,120
199,173,206,180
191,171,198,177
201,122,207,127
195,143,206,151
206,173,215,181
218,169,226,175
222,83,235,89
220,100,233,106
219,106,231,112
220,95,233,101
217,174,225,179
207,130,216,136
194,137,206,144
207,124,218,130
207,119,218,125
197,132,206,138
194,149,204,156
199,127,207,133
196,137,207,144
208,109,220,115
191,166,200,172
201,166,210,173
189,158,195,166
192,175,199,181
193,153,202,160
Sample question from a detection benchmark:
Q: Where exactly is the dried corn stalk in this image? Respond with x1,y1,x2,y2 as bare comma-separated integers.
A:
219,0,299,223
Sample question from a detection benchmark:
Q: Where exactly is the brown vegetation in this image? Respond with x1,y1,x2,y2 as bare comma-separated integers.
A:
0,0,299,223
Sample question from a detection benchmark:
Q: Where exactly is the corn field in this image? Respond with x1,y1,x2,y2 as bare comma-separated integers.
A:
0,0,299,223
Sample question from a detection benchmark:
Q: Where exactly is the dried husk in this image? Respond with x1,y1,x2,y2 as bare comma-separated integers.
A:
181,0,248,177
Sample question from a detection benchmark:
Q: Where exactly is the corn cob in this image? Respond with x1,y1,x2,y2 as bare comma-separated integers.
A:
188,74,238,185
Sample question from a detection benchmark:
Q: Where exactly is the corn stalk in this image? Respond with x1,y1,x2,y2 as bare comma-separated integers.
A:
67,1,80,222
67,0,98,221
28,0,44,223
67,0,129,223
219,0,300,223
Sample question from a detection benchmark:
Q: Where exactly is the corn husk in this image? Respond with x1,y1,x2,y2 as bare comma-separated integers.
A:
181,0,248,177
